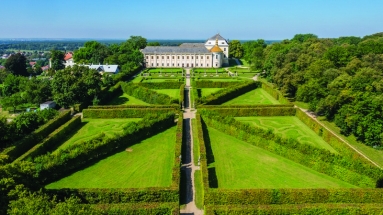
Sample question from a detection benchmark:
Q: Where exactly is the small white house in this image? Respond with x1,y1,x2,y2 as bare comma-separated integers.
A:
40,101,56,110
87,64,119,74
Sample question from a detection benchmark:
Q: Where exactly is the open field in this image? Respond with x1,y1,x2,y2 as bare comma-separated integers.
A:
55,118,141,152
200,88,223,97
206,127,356,189
319,118,383,168
235,116,337,153
223,88,280,105
46,126,177,189
153,89,180,99
108,93,149,105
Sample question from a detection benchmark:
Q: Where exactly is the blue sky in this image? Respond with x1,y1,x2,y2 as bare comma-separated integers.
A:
0,0,381,40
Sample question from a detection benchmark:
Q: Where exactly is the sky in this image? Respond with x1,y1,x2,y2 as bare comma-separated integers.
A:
0,0,382,40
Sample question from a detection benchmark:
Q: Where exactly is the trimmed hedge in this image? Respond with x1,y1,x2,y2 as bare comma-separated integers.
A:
91,202,179,215
198,104,294,108
200,112,383,187
15,116,82,162
35,113,176,184
205,189,383,205
121,82,177,105
46,188,179,204
83,108,176,118
196,114,209,196
194,80,244,88
261,82,290,104
87,105,179,109
173,115,183,190
99,81,123,104
197,82,260,105
179,84,185,109
136,82,183,89
3,110,71,162
199,107,296,117
205,203,383,215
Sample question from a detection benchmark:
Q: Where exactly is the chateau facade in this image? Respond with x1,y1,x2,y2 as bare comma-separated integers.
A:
141,34,229,68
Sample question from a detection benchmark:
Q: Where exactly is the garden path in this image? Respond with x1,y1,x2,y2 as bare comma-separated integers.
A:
180,69,203,215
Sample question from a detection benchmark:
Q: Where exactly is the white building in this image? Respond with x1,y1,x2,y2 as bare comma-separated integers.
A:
86,64,119,74
64,52,75,67
141,34,229,68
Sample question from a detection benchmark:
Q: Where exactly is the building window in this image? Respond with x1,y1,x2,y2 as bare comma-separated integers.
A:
221,42,224,44
192,56,193,59
172,63,174,66
157,63,159,66
157,56,159,59
167,63,169,66
207,64,209,66
178,56,180,59
201,56,203,59
178,63,179,66
224,48,226,51
146,56,148,59
216,63,218,66
151,56,153,59
182,56,184,59
207,56,209,59
167,56,169,59
162,63,164,66
187,56,189,59
151,63,153,66
172,56,174,59
162,56,164,59
216,55,218,59
196,63,198,67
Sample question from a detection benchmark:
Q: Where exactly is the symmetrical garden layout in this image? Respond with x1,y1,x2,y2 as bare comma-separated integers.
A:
3,67,383,214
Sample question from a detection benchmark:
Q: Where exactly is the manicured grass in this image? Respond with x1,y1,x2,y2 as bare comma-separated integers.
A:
195,78,241,82
294,101,310,109
192,119,199,166
223,88,280,105
46,126,177,189
55,118,141,152
194,170,204,209
207,127,357,189
200,88,223,97
153,89,180,99
143,78,182,82
319,118,383,168
193,68,226,73
235,116,337,153
108,93,149,105
145,68,183,73
238,58,250,66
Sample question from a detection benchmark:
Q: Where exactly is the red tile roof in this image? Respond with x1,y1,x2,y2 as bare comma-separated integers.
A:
29,62,36,66
64,52,73,61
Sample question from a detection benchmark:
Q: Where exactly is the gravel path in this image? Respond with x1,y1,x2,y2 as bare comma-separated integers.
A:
180,69,203,215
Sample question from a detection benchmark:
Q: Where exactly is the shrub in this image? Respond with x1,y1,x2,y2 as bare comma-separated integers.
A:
121,83,177,105
83,108,176,118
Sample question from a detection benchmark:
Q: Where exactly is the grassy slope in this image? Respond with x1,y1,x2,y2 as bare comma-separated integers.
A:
108,93,149,105
235,116,337,153
46,126,177,189
223,88,280,105
207,127,357,189
153,89,180,99
55,118,141,152
200,88,223,97
319,118,383,168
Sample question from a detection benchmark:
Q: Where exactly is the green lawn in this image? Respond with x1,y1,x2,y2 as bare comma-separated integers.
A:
207,127,356,189
145,68,183,73
223,88,280,105
193,68,226,73
55,118,141,152
195,78,241,82
319,118,383,168
46,126,177,189
108,93,149,105
153,89,180,99
235,116,337,153
194,170,204,209
200,88,223,97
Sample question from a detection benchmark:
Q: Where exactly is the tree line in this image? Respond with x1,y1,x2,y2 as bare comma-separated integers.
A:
230,32,383,147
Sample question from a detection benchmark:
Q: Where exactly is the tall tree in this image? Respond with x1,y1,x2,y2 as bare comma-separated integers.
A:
4,53,28,76
229,40,244,58
73,41,110,64
50,50,65,71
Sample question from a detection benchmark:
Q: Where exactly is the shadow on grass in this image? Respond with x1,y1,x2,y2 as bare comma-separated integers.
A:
201,119,219,188
107,94,129,105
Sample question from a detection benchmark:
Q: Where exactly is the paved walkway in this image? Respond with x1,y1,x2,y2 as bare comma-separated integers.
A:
297,106,382,169
180,69,203,215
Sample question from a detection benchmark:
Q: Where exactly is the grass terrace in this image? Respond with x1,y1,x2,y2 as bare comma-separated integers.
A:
153,89,180,99
107,93,149,105
199,88,223,97
46,126,177,189
235,116,337,153
223,88,280,105
206,126,356,189
54,118,141,152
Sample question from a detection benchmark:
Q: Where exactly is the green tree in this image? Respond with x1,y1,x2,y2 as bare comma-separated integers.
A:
291,33,318,43
1,93,25,112
23,78,52,105
147,41,160,46
4,53,28,76
1,74,26,96
50,50,65,71
73,41,110,64
229,40,244,58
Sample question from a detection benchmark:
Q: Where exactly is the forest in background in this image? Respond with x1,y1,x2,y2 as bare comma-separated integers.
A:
238,32,383,147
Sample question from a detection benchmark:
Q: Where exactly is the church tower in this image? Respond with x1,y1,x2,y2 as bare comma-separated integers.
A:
205,33,229,66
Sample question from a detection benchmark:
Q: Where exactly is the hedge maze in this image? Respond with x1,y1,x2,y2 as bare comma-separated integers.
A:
194,80,383,214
